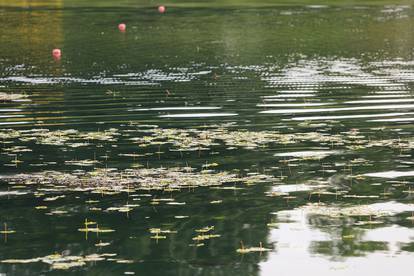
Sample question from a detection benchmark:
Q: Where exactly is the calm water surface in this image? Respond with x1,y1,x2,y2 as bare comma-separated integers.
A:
1,2,414,275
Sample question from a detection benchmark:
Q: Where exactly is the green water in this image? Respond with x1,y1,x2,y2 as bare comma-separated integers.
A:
1,1,414,275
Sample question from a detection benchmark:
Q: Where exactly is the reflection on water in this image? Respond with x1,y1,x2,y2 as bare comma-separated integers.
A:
262,203,414,276
1,2,414,275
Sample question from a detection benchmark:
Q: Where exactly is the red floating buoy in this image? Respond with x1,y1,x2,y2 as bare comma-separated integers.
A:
158,5,166,13
52,48,61,59
118,23,126,32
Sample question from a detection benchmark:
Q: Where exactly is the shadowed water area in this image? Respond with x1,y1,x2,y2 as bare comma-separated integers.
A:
1,1,414,275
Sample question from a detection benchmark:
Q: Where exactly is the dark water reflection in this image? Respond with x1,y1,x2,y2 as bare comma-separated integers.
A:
1,2,414,275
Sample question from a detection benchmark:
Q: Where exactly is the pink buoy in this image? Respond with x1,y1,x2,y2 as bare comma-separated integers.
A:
158,5,166,13
118,23,126,32
52,48,61,59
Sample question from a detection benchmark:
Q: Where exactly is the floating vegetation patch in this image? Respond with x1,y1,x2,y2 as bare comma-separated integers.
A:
1,253,117,270
190,225,221,246
0,167,276,191
236,242,271,254
0,125,369,168
0,92,29,102
366,137,414,150
0,128,119,147
149,228,177,240
131,126,351,151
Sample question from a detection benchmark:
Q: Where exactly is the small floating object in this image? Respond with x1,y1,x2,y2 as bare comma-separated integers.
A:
0,223,15,235
84,219,97,226
52,48,61,59
118,23,126,32
149,228,177,234
95,241,111,247
195,226,214,233
236,241,270,254
189,243,205,247
210,200,222,204
44,195,65,202
78,227,115,233
150,234,166,240
354,220,384,226
192,234,220,241
158,5,166,13
174,215,189,219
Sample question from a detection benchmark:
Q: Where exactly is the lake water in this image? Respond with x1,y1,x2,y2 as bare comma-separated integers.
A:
1,2,414,275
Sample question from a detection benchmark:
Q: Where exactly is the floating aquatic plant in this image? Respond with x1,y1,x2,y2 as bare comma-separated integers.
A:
1,166,275,192
0,92,28,102
1,253,117,270
236,241,270,254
